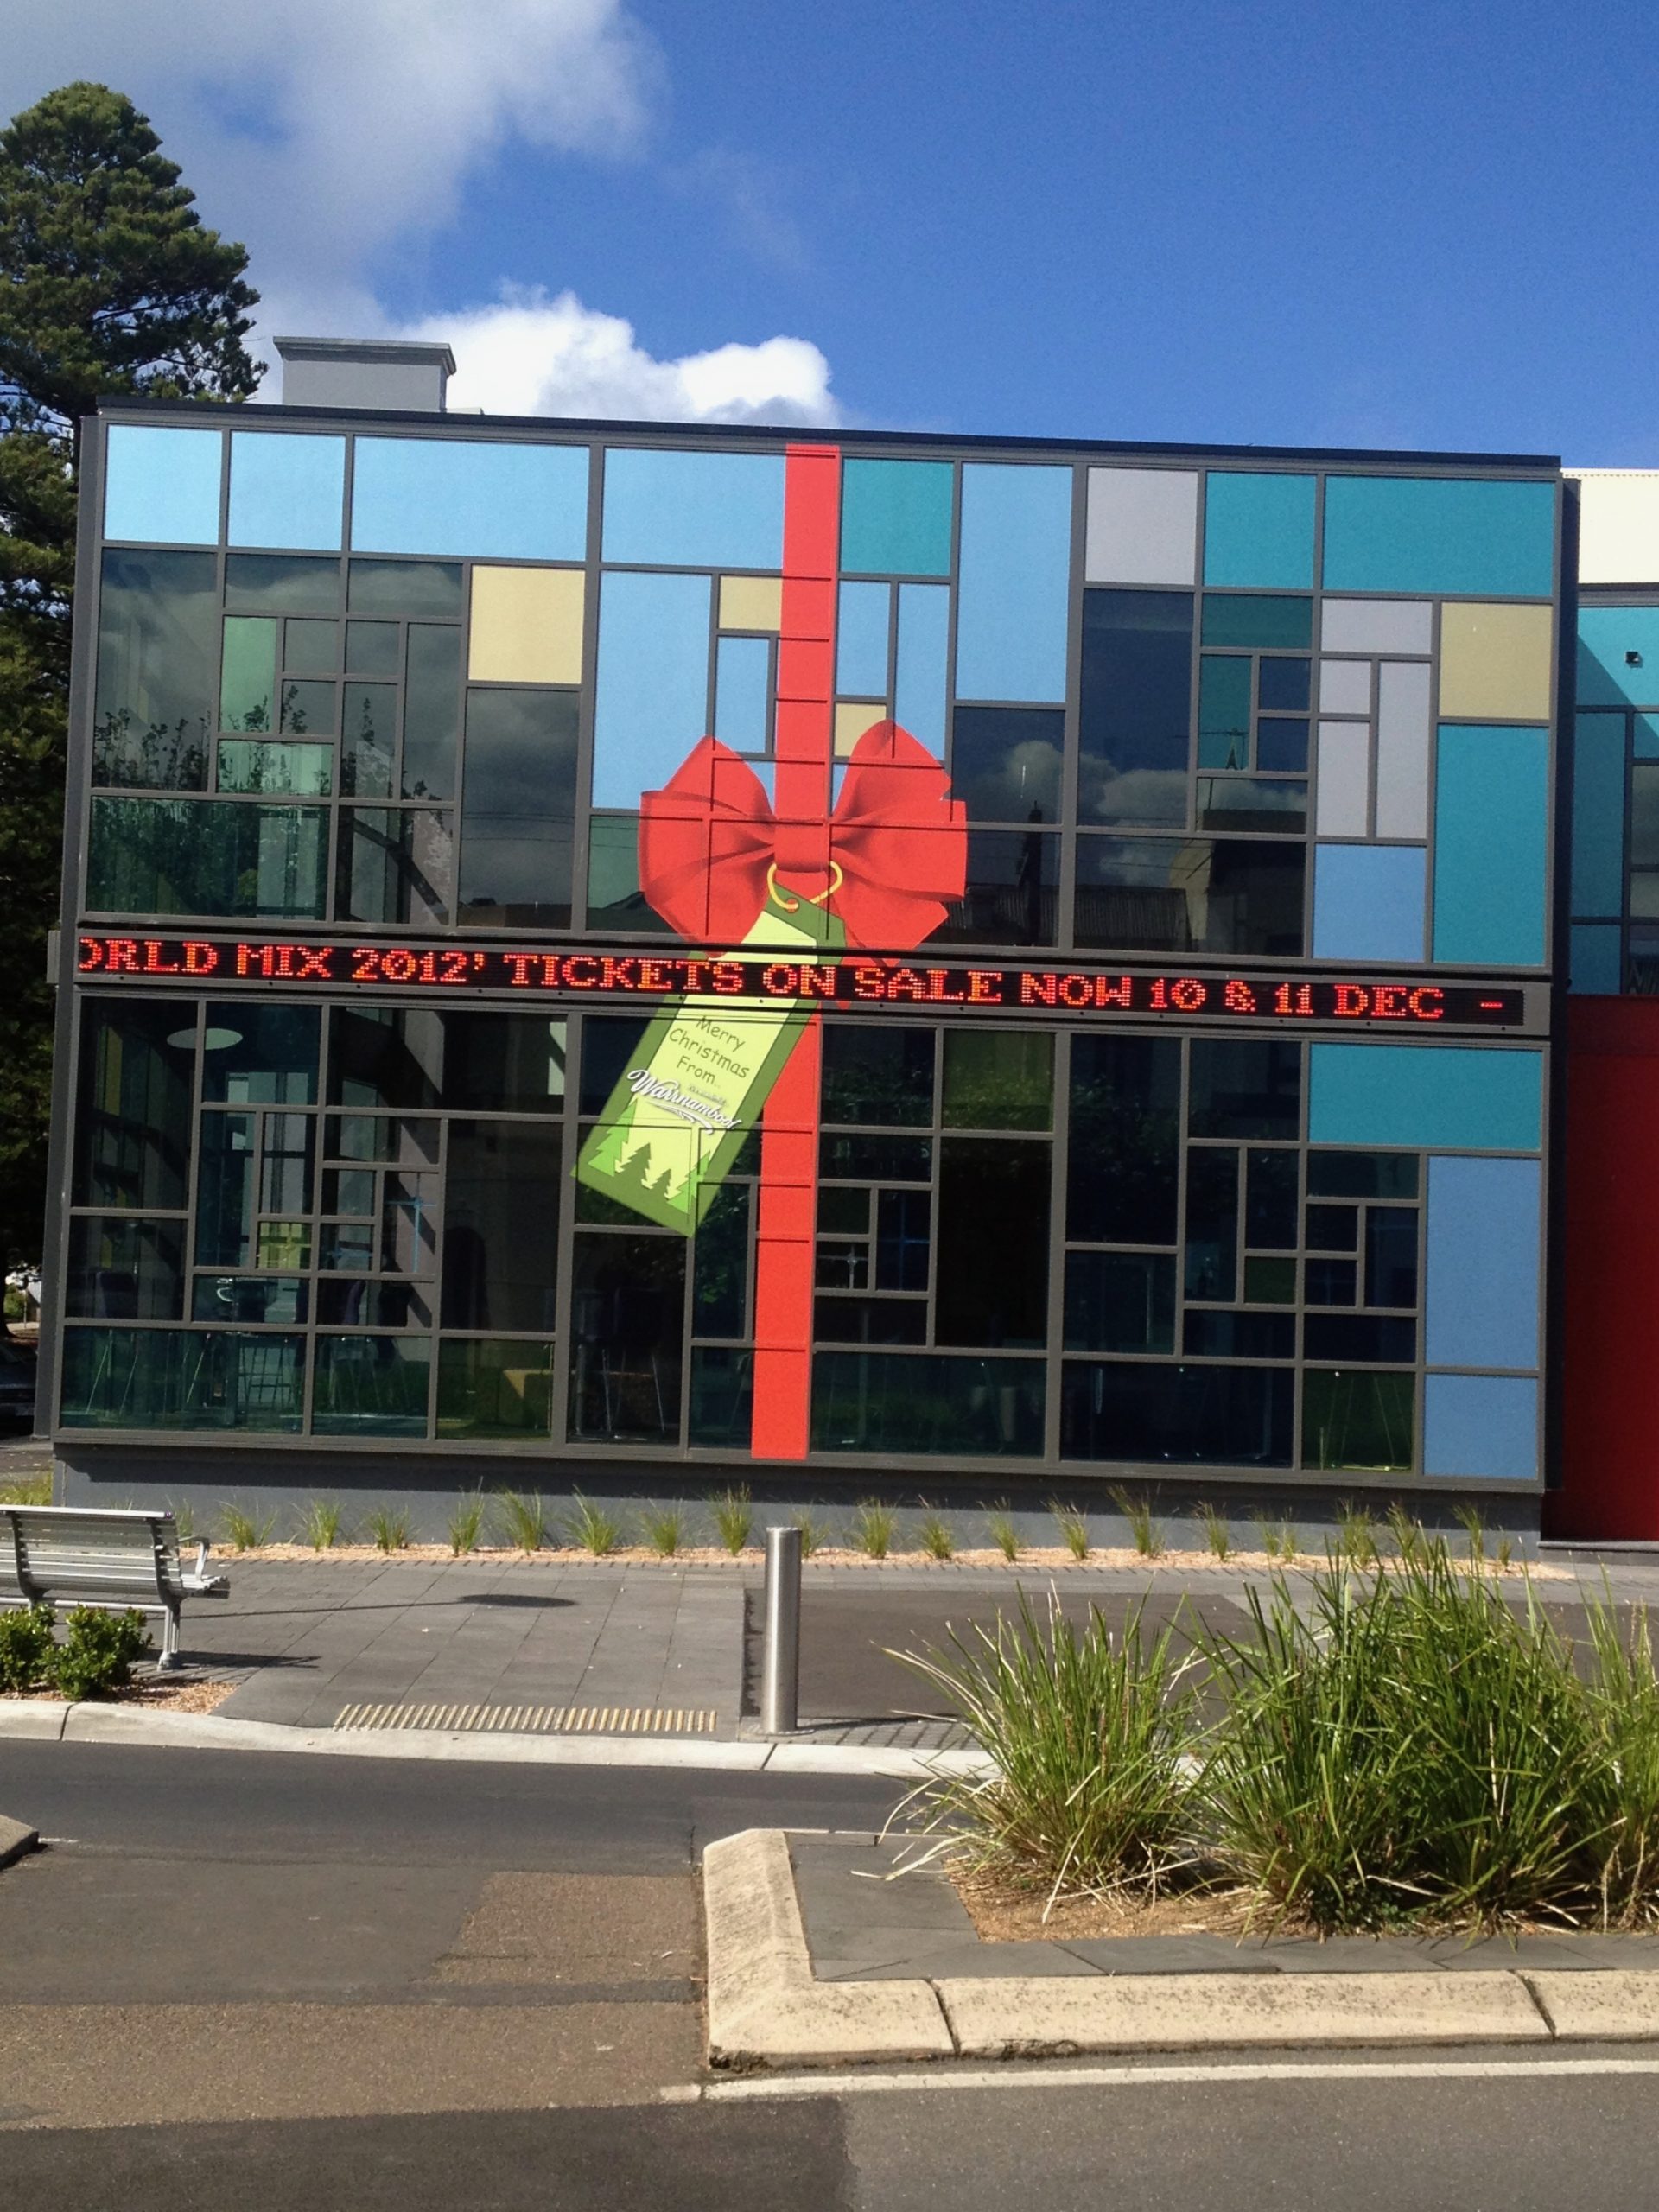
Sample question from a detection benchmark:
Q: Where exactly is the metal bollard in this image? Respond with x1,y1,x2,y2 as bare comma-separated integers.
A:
760,1524,803,1737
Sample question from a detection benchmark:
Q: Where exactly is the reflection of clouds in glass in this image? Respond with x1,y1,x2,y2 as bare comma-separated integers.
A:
957,738,1064,822
1077,760,1186,825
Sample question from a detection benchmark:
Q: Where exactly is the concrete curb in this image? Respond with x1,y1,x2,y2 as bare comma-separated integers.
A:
0,1813,40,1868
699,1829,1659,2069
0,1699,994,1779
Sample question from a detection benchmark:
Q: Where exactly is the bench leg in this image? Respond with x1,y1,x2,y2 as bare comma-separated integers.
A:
158,1604,182,1672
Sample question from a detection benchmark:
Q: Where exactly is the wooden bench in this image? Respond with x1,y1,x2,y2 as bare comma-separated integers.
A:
2,1506,229,1669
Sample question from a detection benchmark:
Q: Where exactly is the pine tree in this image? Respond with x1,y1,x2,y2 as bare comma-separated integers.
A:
0,82,262,1268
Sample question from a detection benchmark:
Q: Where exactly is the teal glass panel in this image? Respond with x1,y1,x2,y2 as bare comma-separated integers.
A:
1323,476,1555,597
86,797,328,918
1307,1043,1542,1152
1423,1373,1537,1482
1198,656,1251,767
592,572,711,807
1200,595,1313,649
1569,923,1621,994
217,741,333,795
352,438,588,560
893,583,950,753
714,634,771,751
103,424,222,544
1577,608,1659,710
1203,472,1316,589
840,458,954,576
58,1327,305,1432
1571,713,1626,918
1431,725,1548,967
836,580,889,696
1312,844,1426,963
1637,714,1659,759
228,432,346,550
955,464,1072,704
601,448,784,568
1425,1155,1540,1370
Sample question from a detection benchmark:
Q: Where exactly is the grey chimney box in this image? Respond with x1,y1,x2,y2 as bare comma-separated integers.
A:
273,336,457,413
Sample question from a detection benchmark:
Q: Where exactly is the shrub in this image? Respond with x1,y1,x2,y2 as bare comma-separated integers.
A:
854,1499,896,1560
1108,1484,1164,1560
641,1503,684,1558
221,1503,275,1552
710,1486,753,1556
917,1507,955,1561
495,1489,547,1554
1050,1503,1090,1560
986,1506,1020,1561
366,1504,410,1554
0,1603,56,1691
894,1592,1198,1904
448,1491,485,1556
1195,1502,1231,1561
298,1497,342,1552
567,1493,623,1557
54,1606,149,1701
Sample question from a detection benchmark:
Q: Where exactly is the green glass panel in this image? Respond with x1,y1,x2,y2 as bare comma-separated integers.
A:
1198,655,1251,769
1302,1368,1415,1472
312,1335,430,1435
1200,595,1313,650
1243,1255,1296,1304
436,1338,555,1439
58,1326,305,1432
220,618,277,732
941,1030,1053,1129
217,741,334,796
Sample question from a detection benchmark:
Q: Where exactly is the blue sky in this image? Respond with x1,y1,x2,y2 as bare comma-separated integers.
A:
8,1,1659,456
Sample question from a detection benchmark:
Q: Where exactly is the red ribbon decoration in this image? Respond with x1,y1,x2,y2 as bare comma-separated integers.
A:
638,721,968,949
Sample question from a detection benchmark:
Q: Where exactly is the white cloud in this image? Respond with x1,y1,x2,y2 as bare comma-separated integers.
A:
387,286,839,426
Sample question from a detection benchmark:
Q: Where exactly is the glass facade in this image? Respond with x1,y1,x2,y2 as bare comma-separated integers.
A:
44,413,1560,1488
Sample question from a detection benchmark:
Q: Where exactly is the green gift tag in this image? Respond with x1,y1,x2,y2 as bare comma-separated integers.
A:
575,899,844,1235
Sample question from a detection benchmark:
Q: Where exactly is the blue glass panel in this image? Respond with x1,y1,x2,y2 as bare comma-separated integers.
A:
1577,608,1659,710
1323,477,1556,597
1569,924,1622,994
956,465,1072,703
1202,472,1316,589
841,459,953,575
352,438,588,560
836,581,889,696
228,432,346,550
592,572,711,808
1423,1373,1538,1482
1308,1044,1542,1152
601,448,784,569
1312,844,1426,963
1571,713,1626,919
1431,725,1548,967
894,583,950,755
714,634,770,752
104,425,222,544
1425,1156,1540,1370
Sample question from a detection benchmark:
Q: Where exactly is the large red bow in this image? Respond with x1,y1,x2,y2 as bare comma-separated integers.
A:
638,721,968,950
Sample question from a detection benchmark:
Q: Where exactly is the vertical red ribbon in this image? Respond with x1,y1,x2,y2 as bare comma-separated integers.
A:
751,444,840,1459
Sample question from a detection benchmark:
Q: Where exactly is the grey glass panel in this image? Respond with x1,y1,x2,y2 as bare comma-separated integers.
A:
439,1013,567,1111
813,1296,926,1345
336,808,454,926
64,1217,184,1319
929,830,1058,946
341,683,396,795
312,1335,429,1436
1074,836,1305,957
1184,1147,1238,1301
1188,1039,1300,1140
941,1029,1052,1130
1366,1206,1419,1306
327,1008,442,1109
1316,721,1370,836
693,1181,751,1340
1319,599,1432,656
73,1001,194,1209
1078,589,1192,824
1183,1310,1295,1358
86,798,328,919
94,550,216,788
1305,1151,1418,1198
457,689,579,929
819,1132,932,1182
587,816,676,933
347,560,463,617
442,1120,563,1332
200,1006,319,1105
1197,776,1306,831
1305,1203,1358,1251
1631,765,1659,870
1084,469,1198,588
1067,1034,1180,1243
1245,1148,1298,1248
225,555,341,614
822,1025,934,1126
436,1339,556,1440
935,1140,1047,1345
404,625,461,799
58,1327,305,1432
1304,1313,1415,1362
216,741,333,796
346,620,401,677
1061,1359,1294,1466
1303,1368,1414,1472
191,1275,308,1324
688,1346,754,1446
315,1281,432,1328
1305,1257,1357,1305
1319,658,1372,715
1064,1251,1175,1353
324,1115,440,1166
817,1185,869,1234
1374,661,1432,840
193,1114,254,1267
279,679,335,736
951,705,1065,823
811,1351,1044,1455
816,1243,870,1289
568,1233,685,1441
283,619,339,675
876,1187,931,1291
578,1016,652,1116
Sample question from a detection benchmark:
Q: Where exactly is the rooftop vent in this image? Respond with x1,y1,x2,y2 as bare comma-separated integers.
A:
273,336,456,414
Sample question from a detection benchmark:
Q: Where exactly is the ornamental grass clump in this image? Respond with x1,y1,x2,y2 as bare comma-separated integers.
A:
1050,1503,1090,1560
854,1499,896,1559
566,1493,623,1557
917,1507,955,1561
1108,1484,1164,1560
1195,1553,1659,1933
495,1488,547,1554
710,1486,752,1556
893,1592,1198,1906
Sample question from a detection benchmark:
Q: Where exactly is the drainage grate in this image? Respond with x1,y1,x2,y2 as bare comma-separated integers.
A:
333,1701,720,1736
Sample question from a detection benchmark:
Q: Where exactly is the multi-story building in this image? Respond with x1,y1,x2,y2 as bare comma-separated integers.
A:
38,338,1567,1536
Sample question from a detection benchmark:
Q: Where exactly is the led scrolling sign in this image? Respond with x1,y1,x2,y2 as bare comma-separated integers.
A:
74,934,1528,1031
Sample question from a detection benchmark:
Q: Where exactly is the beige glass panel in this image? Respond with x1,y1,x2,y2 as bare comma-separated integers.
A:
1316,721,1370,836
1374,661,1432,838
719,574,783,631
835,702,885,759
468,566,585,684
1438,602,1553,721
